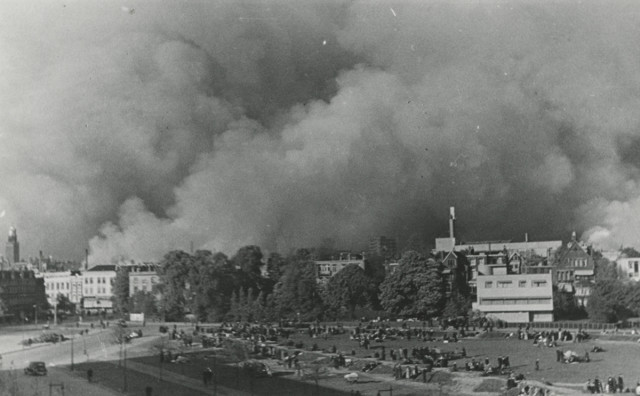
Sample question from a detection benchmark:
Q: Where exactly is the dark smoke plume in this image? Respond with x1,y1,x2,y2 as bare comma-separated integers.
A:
1,1,640,262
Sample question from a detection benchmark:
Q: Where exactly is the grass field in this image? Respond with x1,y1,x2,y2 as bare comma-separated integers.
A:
280,328,640,392
74,326,640,395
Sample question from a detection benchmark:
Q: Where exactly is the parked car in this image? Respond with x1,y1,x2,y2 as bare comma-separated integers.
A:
24,361,47,376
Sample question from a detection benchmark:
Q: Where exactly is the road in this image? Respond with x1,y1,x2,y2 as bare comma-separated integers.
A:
0,325,156,395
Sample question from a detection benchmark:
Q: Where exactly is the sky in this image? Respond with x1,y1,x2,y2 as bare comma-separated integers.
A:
2,0,640,263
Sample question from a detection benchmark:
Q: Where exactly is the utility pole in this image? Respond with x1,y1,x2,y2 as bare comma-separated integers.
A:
123,340,128,392
71,336,74,371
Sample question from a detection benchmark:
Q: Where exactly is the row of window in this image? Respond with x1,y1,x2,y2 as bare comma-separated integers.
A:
46,282,69,290
571,259,588,267
480,298,552,305
84,277,114,285
131,277,157,284
484,280,547,288
84,287,111,295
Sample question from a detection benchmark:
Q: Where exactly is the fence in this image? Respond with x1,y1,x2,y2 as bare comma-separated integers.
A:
505,321,617,330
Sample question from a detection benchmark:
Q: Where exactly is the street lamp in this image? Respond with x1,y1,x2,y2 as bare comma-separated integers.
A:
33,304,37,326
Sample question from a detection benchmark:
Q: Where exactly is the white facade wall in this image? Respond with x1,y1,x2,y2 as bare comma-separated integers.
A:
617,257,640,281
472,273,553,323
129,271,159,295
315,260,365,280
42,271,71,307
82,270,116,311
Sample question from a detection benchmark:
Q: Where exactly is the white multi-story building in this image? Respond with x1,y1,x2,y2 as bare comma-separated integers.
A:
41,271,71,307
82,265,116,313
128,263,159,295
472,273,554,323
616,257,640,281
315,253,365,282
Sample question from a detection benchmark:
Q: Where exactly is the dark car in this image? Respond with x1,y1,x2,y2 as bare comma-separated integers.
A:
24,361,47,376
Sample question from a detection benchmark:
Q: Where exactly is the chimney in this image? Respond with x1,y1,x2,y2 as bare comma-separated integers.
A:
449,207,456,239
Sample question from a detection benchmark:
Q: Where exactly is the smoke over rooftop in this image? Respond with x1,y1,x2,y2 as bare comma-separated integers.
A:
2,1,640,262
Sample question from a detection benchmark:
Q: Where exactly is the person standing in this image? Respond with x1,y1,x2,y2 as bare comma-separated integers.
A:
618,375,624,393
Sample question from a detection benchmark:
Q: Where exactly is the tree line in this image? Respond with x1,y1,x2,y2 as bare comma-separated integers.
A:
112,247,472,323
111,245,640,324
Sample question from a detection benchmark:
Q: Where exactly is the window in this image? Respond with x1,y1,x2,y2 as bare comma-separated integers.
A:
532,280,547,287
497,281,512,288
484,281,493,288
519,280,527,288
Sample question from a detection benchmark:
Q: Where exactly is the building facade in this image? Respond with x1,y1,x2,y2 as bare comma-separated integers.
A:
0,270,46,320
128,263,159,295
82,265,116,313
616,257,640,281
315,253,365,282
42,271,71,307
472,273,554,323
553,232,595,306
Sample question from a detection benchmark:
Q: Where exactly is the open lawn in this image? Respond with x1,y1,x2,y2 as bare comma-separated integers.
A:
73,326,640,395
282,328,640,392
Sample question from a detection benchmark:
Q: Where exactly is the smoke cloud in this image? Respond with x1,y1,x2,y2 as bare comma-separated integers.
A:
2,1,640,262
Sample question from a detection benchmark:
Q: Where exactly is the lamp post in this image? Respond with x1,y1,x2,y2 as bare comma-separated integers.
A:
33,304,37,326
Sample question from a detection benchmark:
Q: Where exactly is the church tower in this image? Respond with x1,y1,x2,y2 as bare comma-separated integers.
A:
5,227,19,264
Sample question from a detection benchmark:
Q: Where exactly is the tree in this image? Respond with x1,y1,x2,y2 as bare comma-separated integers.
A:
442,293,469,319
129,291,159,319
364,254,387,286
273,259,324,321
594,256,620,281
155,250,194,321
552,285,585,320
56,293,75,314
379,251,444,319
189,250,237,322
586,280,632,322
621,247,640,257
266,252,286,282
323,264,377,319
112,267,130,316
232,246,264,276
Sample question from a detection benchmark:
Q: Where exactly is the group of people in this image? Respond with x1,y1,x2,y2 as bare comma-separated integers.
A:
464,356,510,375
585,376,626,394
